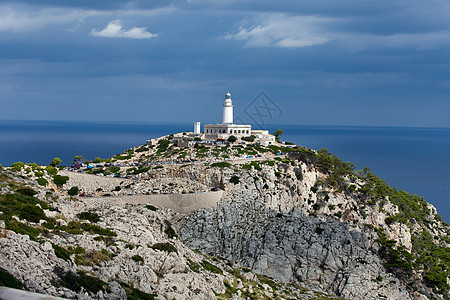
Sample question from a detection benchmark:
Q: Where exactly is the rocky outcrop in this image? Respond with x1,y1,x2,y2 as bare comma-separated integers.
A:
176,188,411,300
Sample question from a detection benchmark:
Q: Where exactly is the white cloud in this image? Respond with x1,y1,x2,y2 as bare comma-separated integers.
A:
224,14,330,48
90,20,157,39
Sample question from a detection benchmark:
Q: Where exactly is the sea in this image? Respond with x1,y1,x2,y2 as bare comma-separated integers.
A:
1,120,449,223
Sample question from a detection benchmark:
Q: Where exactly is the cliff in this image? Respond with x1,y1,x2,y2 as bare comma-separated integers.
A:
0,136,449,299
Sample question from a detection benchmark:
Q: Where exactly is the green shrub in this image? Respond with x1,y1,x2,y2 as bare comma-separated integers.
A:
151,243,178,253
36,178,48,186
201,260,223,275
6,220,41,240
164,220,177,239
53,175,69,187
59,271,109,294
315,227,324,234
0,267,24,289
132,255,144,264
52,244,71,261
77,212,100,223
186,258,200,272
16,188,38,196
146,205,158,211
11,162,24,172
45,165,57,175
120,282,157,300
229,175,240,185
68,186,79,196
241,135,255,142
210,162,231,168
81,223,116,236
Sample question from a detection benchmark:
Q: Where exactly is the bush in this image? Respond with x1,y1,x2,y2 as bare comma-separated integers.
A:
132,255,144,264
36,177,48,186
241,135,255,142
77,212,100,223
45,165,57,175
229,175,240,185
120,282,157,300
164,220,177,238
59,271,110,294
53,175,69,187
52,244,71,261
201,260,223,275
146,205,158,211
0,267,24,289
210,162,231,168
227,135,237,143
68,186,79,196
151,243,177,253
81,223,116,236
11,161,25,172
16,188,38,196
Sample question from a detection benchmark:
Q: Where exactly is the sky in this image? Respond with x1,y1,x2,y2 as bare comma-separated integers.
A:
1,0,450,127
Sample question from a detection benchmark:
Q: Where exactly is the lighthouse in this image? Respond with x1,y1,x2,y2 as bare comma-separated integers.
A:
222,91,233,124
204,91,251,139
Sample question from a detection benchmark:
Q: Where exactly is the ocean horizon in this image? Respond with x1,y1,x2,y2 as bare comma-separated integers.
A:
1,119,449,223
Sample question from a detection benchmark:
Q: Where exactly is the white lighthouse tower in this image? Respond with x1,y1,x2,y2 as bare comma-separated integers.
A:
222,91,233,124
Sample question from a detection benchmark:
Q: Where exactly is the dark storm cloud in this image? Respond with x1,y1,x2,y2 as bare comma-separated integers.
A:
0,0,449,126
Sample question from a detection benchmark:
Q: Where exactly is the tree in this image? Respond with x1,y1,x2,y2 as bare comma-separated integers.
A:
73,155,86,164
50,157,62,167
227,135,237,143
273,129,284,142
11,162,24,172
93,157,101,163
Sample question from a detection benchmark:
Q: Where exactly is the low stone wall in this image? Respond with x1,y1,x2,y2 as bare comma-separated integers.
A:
86,191,225,214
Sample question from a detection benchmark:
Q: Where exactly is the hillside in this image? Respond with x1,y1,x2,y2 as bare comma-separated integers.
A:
0,134,449,299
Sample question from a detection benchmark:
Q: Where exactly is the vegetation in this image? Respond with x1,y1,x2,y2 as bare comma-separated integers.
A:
229,175,240,185
53,175,69,187
68,186,79,195
241,135,255,142
59,271,110,294
120,282,157,300
210,162,231,168
0,267,24,289
227,135,237,143
132,255,144,264
36,177,48,186
77,211,100,223
273,129,284,142
201,260,223,275
50,157,62,167
151,243,177,253
164,220,177,239
146,205,158,211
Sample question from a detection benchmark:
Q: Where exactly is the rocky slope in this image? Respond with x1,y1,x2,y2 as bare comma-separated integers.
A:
1,136,449,299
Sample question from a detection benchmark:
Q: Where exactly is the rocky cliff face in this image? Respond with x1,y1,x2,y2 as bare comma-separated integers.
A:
2,140,449,299
171,155,448,299
175,169,411,299
0,168,341,299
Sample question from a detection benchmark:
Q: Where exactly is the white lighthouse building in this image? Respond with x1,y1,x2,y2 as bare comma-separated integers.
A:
204,91,252,139
222,92,233,124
